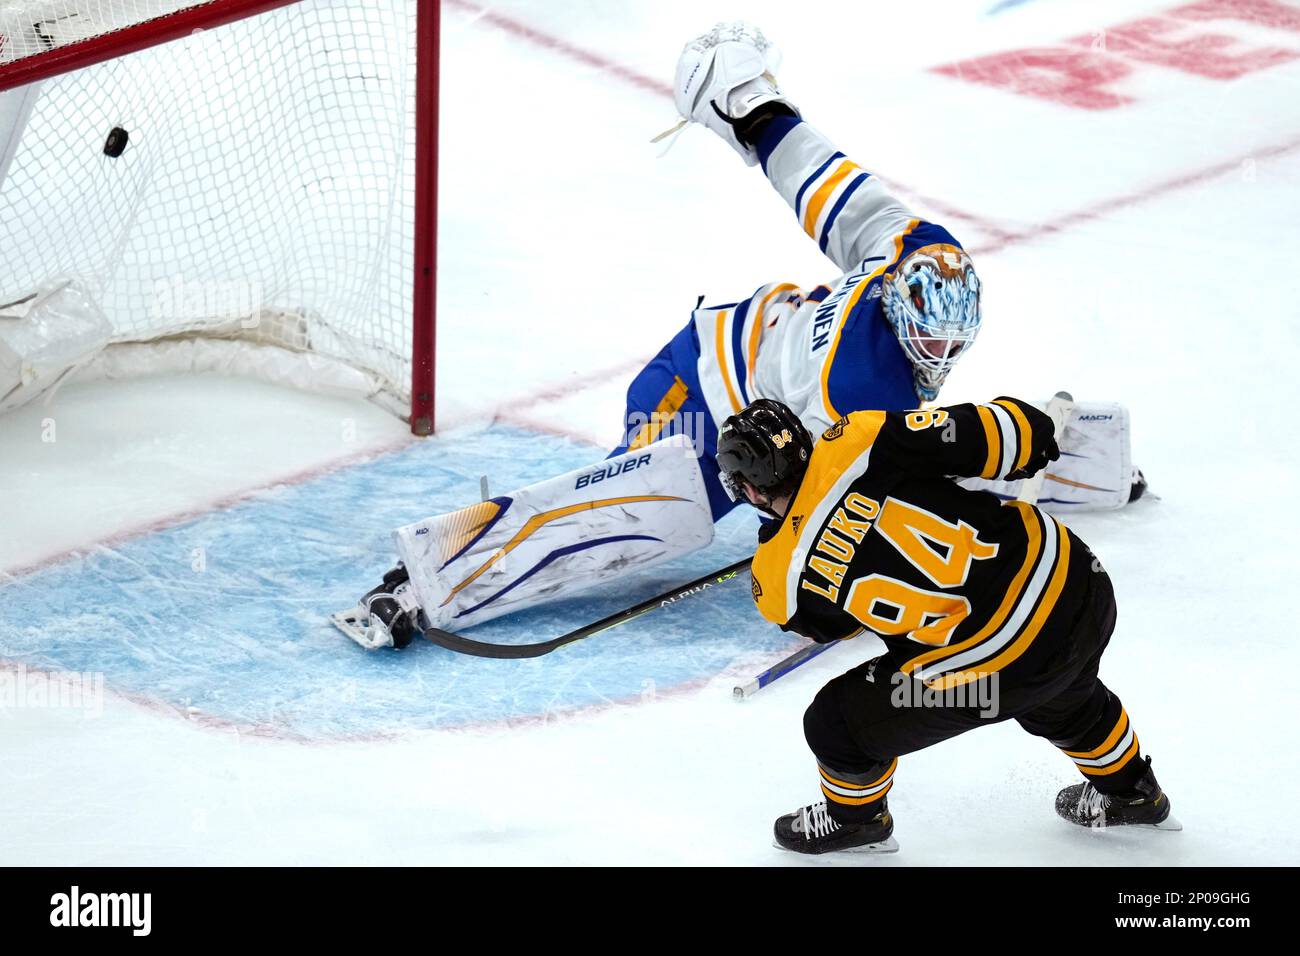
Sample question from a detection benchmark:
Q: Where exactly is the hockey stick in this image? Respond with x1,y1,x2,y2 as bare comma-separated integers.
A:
732,623,869,699
417,558,753,659
1016,391,1075,505
732,639,837,700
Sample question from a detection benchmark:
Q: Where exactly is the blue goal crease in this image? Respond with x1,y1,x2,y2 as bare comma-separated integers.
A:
0,424,781,739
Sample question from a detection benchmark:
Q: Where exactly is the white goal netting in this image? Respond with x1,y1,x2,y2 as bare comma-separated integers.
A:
0,2,209,63
0,0,420,417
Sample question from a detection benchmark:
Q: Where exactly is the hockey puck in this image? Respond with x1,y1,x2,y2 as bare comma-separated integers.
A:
103,127,129,158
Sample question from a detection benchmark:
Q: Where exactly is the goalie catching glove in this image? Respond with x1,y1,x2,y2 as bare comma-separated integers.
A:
664,21,800,166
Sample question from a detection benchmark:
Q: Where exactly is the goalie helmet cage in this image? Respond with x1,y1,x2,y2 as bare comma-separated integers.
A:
0,0,439,434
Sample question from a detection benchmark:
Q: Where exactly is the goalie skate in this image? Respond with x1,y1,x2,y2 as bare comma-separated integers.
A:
331,566,422,650
330,601,419,651
330,606,382,648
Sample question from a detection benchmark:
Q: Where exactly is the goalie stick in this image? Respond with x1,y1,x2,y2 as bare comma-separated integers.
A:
389,559,753,659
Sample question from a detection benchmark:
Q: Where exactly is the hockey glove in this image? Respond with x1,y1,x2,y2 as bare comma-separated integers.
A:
670,22,798,165
999,397,1061,481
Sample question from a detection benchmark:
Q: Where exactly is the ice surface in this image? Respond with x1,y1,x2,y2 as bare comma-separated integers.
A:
1,423,784,737
2,0,1299,864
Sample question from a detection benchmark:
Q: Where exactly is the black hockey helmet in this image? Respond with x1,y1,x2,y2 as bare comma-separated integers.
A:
716,399,813,510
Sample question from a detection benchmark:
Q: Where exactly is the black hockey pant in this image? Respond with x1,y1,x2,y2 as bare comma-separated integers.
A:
804,568,1151,824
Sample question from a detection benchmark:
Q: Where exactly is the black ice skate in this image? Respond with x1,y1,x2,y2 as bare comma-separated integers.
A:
1055,757,1181,830
773,799,899,855
330,566,423,650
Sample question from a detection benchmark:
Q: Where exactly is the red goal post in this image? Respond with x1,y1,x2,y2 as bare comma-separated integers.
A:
0,0,439,434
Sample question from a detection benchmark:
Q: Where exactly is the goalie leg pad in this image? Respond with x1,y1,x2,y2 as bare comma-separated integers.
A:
394,434,716,631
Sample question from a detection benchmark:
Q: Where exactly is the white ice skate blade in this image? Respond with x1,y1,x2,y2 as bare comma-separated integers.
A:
773,835,899,854
330,608,367,643
1074,814,1184,832
849,835,900,854
1145,814,1183,831
330,608,390,650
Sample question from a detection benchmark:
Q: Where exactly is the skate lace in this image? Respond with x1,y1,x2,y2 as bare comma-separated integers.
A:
1077,785,1112,820
800,801,840,840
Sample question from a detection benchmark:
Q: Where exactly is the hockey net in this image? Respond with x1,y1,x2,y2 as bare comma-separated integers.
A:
0,0,437,432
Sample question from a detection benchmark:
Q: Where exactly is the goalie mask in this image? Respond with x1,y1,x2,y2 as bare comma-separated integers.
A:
717,399,812,515
881,243,981,402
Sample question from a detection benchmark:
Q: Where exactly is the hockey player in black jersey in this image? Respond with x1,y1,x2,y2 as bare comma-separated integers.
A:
717,398,1179,855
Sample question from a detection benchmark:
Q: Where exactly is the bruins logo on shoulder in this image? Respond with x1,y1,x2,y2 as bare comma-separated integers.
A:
751,573,763,600
822,416,850,441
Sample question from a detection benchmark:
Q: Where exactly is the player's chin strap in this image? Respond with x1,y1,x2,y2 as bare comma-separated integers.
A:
416,559,751,659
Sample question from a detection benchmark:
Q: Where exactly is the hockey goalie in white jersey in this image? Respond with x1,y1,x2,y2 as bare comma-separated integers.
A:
334,23,1141,650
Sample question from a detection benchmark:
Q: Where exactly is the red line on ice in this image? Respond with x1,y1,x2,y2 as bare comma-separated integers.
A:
0,631,801,744
444,2,1300,273
0,434,415,579
444,0,672,98
968,133,1300,255
10,6,1298,577
12,9,1297,574
444,0,1013,249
